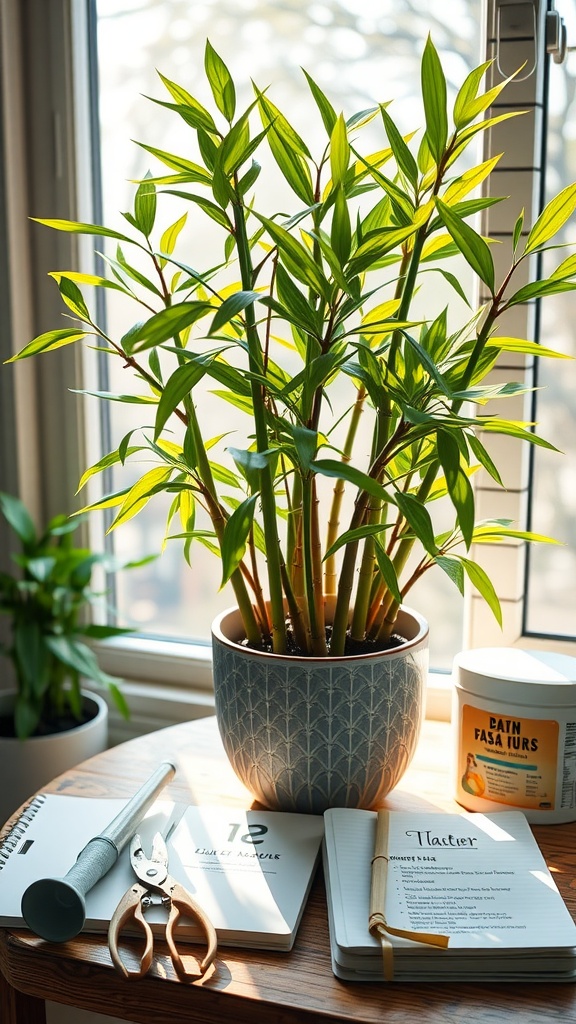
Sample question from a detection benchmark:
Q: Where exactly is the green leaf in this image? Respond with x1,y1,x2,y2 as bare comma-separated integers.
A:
136,142,212,184
220,494,258,586
154,358,211,439
311,459,389,502
134,176,156,238
395,490,437,556
460,556,502,625
264,122,314,205
162,192,233,231
204,40,236,122
347,223,418,277
453,61,493,128
289,425,318,473
44,636,119,685
421,36,448,163
380,106,418,188
373,541,402,603
219,111,268,177
330,185,352,265
437,431,475,548
302,69,337,135
0,492,37,546
7,328,88,361
159,213,187,260
229,447,269,492
31,217,133,244
55,276,91,320
485,336,570,360
108,469,173,531
208,290,260,336
129,301,213,353
524,183,576,254
255,214,331,302
467,434,503,487
503,278,576,307
330,114,350,186
435,197,495,293
435,555,465,594
157,71,218,134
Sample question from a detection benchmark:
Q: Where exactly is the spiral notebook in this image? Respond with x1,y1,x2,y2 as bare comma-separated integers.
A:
0,794,324,950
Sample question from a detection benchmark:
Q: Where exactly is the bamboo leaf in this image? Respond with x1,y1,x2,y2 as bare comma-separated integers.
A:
302,69,337,135
435,197,495,293
135,142,212,184
208,290,260,336
159,213,188,260
437,431,475,547
7,328,88,361
157,71,218,133
485,336,570,359
109,467,173,530
204,40,236,121
154,359,212,439
394,490,437,556
503,278,576,307
31,217,134,244
134,176,156,238
330,185,352,265
421,35,448,163
380,105,418,187
55,277,91,320
373,542,402,603
129,301,214,353
330,113,350,186
254,214,331,301
460,556,502,625
220,494,259,586
435,555,465,594
524,183,576,254
312,459,389,501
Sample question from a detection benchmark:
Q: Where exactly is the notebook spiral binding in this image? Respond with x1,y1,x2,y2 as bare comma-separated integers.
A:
0,794,46,868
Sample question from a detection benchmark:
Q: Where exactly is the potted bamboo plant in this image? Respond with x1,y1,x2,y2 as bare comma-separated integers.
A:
8,39,575,812
0,492,133,821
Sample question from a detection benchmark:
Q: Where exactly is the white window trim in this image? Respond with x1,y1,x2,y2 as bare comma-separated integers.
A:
1,0,574,738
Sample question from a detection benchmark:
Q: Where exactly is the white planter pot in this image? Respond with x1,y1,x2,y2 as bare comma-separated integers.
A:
212,603,429,814
0,690,109,827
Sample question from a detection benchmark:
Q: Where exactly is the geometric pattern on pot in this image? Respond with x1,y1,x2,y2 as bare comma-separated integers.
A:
212,605,429,814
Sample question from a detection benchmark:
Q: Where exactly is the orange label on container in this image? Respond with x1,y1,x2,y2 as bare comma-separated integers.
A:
459,704,559,810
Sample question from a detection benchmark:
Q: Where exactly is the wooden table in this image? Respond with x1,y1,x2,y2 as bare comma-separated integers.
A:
1,716,576,1024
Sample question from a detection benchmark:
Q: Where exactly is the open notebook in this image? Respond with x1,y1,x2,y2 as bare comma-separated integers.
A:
0,795,324,951
323,807,576,982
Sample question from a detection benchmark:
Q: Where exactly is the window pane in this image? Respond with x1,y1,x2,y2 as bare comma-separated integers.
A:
525,0,576,640
93,0,481,668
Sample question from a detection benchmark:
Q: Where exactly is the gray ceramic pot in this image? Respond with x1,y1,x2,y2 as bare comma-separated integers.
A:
212,603,429,813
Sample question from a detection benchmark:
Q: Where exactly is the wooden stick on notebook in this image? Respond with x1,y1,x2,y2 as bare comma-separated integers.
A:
369,810,450,981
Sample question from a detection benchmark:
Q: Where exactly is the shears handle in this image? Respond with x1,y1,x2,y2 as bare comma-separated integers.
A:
108,884,154,980
165,881,218,981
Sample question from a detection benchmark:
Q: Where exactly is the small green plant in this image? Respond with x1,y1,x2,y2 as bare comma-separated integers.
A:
8,38,574,658
0,492,134,739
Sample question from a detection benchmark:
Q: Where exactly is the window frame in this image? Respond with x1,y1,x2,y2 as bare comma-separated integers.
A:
1,0,574,738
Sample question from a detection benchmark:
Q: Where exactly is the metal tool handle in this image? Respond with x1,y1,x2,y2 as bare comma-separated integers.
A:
21,760,176,942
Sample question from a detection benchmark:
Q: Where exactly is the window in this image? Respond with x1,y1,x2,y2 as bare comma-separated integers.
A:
0,0,573,722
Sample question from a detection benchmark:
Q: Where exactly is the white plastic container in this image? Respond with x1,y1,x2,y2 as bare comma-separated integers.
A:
452,647,576,824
